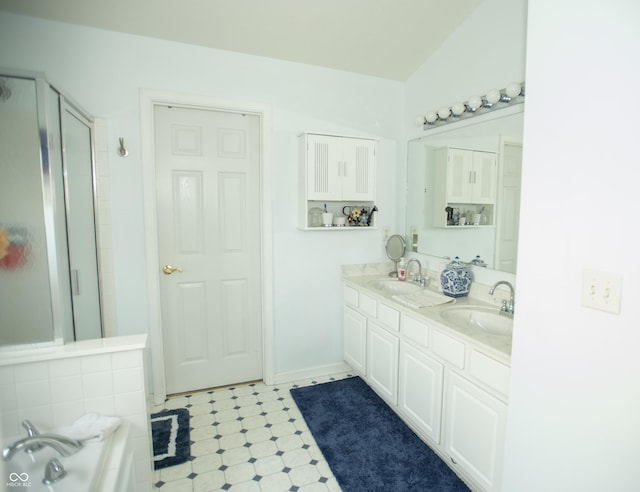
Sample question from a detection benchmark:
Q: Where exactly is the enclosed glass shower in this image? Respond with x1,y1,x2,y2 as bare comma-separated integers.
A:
0,71,102,348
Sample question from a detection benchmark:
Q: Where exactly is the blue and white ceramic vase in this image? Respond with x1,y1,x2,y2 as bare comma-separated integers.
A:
440,257,473,298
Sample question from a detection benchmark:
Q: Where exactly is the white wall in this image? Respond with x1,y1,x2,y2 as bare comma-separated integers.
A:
0,13,404,377
502,1,640,490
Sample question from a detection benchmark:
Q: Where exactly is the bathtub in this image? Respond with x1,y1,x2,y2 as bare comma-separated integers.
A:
3,423,134,491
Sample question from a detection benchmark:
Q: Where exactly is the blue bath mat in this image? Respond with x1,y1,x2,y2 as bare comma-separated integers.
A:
150,408,191,470
290,377,469,491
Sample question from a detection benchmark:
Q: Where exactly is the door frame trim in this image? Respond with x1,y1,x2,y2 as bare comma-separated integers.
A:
140,89,274,404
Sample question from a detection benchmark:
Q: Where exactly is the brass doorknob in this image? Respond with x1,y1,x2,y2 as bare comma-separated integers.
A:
162,265,183,275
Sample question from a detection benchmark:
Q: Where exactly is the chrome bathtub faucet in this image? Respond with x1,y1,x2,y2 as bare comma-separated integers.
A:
43,458,67,485
2,434,83,461
21,419,48,454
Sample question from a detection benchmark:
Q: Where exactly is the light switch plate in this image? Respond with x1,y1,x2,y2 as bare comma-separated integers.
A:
580,269,622,314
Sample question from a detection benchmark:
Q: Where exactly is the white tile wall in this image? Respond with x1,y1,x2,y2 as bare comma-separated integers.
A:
0,346,152,492
93,119,118,339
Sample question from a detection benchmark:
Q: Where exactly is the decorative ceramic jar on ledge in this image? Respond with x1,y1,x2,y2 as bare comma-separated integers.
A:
440,257,473,298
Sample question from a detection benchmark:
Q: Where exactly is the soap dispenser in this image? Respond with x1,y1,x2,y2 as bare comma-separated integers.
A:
397,257,407,281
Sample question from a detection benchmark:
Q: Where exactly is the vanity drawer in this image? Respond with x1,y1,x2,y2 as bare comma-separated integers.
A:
377,302,400,332
359,292,377,318
344,285,359,307
401,314,429,348
431,329,465,369
468,350,510,399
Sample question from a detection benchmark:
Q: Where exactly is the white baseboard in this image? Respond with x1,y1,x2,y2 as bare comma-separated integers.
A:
148,362,353,402
274,361,352,384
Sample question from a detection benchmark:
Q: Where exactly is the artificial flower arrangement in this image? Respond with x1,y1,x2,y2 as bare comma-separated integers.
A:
345,205,378,226
0,225,30,270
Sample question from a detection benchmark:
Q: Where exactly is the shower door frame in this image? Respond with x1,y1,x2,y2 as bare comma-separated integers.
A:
0,69,104,349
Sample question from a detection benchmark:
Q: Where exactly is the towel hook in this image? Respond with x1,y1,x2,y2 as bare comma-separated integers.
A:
118,137,129,157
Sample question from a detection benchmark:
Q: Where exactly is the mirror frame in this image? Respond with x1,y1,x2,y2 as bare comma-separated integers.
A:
385,234,406,261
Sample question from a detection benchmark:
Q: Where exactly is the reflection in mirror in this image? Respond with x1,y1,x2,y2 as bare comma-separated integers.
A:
406,107,523,274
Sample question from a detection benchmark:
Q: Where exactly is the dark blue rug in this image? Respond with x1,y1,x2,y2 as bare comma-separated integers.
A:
290,377,469,492
150,408,191,470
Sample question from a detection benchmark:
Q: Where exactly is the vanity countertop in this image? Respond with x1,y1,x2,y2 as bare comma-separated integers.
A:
343,274,512,363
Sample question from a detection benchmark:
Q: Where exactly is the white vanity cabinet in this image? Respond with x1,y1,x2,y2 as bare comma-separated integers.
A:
367,321,399,405
445,371,508,492
343,285,367,375
342,280,510,492
399,341,444,444
433,147,497,228
344,306,367,375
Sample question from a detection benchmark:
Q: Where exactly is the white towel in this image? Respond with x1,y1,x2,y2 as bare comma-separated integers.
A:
391,292,455,309
66,413,121,442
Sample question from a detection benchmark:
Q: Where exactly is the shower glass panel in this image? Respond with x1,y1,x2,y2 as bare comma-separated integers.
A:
62,104,102,340
0,72,103,348
0,76,56,345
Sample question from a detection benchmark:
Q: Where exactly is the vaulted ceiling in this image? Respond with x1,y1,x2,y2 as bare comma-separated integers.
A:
0,0,481,80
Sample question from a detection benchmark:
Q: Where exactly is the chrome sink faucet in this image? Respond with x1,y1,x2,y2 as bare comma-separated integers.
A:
405,258,426,287
489,280,515,318
2,434,83,461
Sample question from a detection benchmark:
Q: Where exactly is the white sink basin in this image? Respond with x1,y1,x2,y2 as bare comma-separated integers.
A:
367,279,423,294
440,305,513,337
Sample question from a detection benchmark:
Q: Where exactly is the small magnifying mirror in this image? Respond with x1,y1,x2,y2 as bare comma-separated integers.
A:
385,234,406,277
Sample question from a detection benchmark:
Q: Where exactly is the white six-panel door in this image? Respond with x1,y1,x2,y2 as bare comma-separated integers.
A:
154,105,262,394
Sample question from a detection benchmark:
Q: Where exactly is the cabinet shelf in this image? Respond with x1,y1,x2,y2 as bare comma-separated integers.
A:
439,225,495,229
298,225,379,231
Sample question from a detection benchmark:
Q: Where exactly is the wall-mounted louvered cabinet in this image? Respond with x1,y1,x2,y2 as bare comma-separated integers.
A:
298,132,377,229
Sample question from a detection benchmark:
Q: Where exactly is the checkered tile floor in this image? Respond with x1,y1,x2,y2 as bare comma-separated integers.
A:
152,372,353,491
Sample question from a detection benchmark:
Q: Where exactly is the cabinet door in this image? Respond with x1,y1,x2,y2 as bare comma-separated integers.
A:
399,342,444,444
306,134,342,201
341,138,376,201
471,151,497,204
343,306,367,375
445,148,473,203
367,321,399,405
445,371,508,492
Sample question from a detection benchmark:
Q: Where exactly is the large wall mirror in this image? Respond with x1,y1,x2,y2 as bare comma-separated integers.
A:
406,106,523,274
